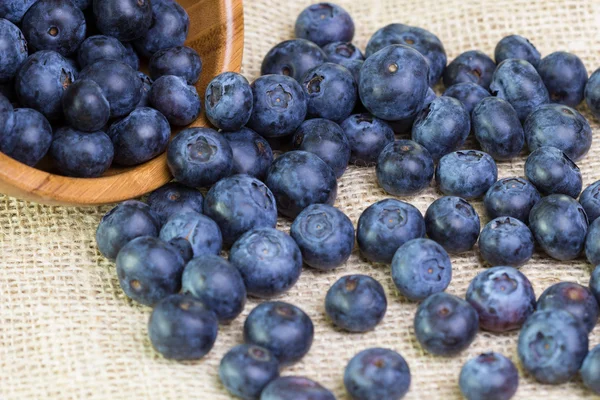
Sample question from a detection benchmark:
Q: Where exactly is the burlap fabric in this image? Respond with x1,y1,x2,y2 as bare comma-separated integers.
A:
2,0,600,398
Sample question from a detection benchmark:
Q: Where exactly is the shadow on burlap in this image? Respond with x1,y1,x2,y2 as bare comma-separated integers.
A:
2,0,600,398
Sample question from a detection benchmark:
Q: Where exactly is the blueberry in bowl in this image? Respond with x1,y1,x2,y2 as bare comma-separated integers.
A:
0,0,245,206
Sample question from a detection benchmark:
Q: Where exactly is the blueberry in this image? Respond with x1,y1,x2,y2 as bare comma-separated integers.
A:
344,59,363,85
166,127,233,188
591,266,600,305
357,199,426,264
0,0,37,24
223,128,273,180
148,293,218,360
391,238,452,301
325,275,386,332
585,68,600,120
167,237,193,263
95,200,159,260
116,236,184,306
442,82,491,114
15,50,76,121
204,174,277,246
466,266,536,332
524,103,592,161
62,79,110,132
0,93,14,140
261,39,327,83
479,217,534,267
290,204,354,271
219,344,280,400
133,0,189,58
322,41,364,64
489,59,549,121
538,51,587,107
159,211,222,257
366,23,446,86
292,118,350,178
588,218,600,265
244,301,313,366
149,75,201,126
340,113,394,166
581,344,600,395
149,46,201,86
80,60,142,118
294,3,354,47
302,62,357,122
580,180,600,223
525,146,582,198
518,309,588,384
484,177,541,223
260,376,334,400
436,150,498,199
109,107,170,166
181,254,246,323
122,42,139,70
147,182,204,225
93,0,152,41
425,196,480,254
344,348,411,400
136,72,152,108
50,127,114,178
443,50,496,90
247,74,307,138
411,96,471,161
529,194,588,261
77,35,127,69
472,97,524,160
22,0,86,57
494,35,541,67
359,45,430,121
0,19,28,84
377,140,434,196
265,151,337,219
205,72,253,131
414,292,479,356
537,281,599,333
229,228,302,298
459,352,519,400
0,108,52,167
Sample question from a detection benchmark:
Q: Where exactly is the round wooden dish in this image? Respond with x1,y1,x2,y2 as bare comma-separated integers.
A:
0,0,244,206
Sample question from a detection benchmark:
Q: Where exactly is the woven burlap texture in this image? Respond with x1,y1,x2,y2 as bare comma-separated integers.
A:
2,0,600,398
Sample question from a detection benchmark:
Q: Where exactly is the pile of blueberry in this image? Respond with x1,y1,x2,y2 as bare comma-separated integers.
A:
41,1,600,399
0,0,202,176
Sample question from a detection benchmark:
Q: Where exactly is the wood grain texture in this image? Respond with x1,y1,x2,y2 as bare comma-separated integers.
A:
0,0,244,206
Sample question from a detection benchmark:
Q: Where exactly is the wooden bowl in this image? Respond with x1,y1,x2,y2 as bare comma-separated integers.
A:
0,0,244,206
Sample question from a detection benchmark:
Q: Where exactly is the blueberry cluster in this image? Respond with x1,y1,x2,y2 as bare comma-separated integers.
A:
83,1,600,399
0,0,201,177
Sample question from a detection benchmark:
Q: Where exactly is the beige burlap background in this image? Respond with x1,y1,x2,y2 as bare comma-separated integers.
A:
2,0,600,398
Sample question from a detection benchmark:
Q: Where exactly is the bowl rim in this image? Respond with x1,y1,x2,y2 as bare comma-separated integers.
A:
0,0,245,206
